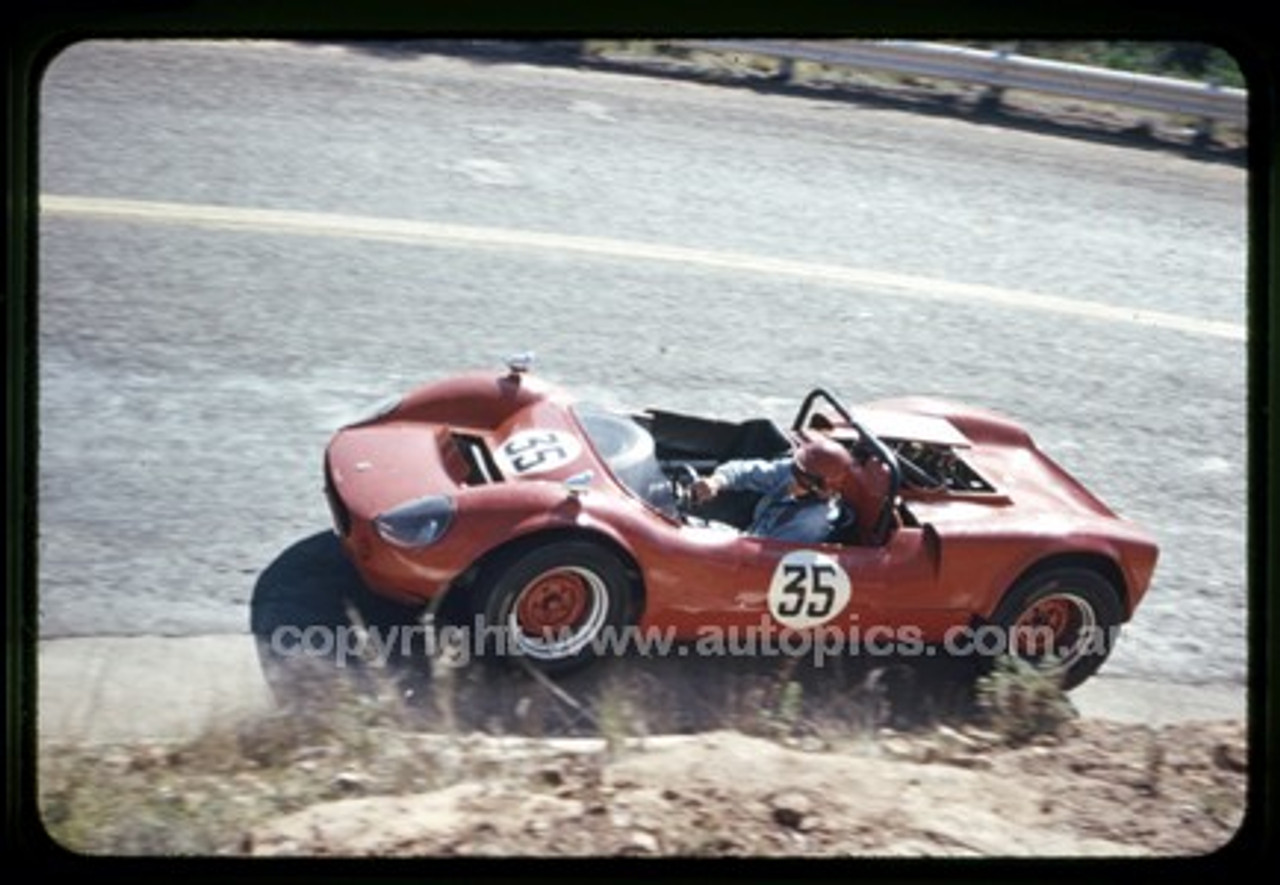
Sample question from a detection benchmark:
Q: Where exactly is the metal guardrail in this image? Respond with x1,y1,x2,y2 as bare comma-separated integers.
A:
671,40,1247,129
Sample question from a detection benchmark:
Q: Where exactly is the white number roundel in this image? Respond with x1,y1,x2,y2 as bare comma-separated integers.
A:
496,429,582,476
767,550,852,629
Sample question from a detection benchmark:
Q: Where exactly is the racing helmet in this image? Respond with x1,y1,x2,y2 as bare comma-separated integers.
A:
792,437,854,494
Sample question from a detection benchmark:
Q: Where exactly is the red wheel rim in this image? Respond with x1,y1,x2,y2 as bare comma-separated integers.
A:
515,569,590,635
1011,592,1096,666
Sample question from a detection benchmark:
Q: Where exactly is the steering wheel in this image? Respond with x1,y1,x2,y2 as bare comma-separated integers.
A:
670,463,701,513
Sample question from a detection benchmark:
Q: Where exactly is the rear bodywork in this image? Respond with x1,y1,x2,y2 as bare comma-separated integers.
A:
324,367,1158,645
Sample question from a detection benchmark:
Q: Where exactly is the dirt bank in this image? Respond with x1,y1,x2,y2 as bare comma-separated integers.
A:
241,719,1245,858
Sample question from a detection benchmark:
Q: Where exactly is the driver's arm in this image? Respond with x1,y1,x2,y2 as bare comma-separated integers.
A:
692,459,787,503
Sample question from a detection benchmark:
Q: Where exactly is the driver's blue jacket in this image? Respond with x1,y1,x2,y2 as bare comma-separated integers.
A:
710,458,836,543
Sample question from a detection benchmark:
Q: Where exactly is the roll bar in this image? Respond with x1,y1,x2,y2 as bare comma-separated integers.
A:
792,387,902,501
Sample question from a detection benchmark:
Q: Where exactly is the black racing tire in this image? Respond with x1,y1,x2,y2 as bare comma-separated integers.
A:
987,566,1124,691
475,540,634,674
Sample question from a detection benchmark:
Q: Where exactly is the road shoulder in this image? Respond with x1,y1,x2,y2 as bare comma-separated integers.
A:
35,634,1246,746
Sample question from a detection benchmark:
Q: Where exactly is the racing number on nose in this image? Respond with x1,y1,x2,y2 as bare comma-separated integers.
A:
497,429,582,475
504,432,568,473
777,562,839,618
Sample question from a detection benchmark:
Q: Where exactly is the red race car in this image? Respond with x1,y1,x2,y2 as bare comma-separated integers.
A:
324,357,1158,688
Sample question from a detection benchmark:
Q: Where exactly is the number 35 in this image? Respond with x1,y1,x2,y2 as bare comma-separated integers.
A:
502,433,568,473
777,562,839,618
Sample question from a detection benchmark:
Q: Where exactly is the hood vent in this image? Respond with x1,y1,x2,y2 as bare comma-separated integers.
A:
452,433,504,486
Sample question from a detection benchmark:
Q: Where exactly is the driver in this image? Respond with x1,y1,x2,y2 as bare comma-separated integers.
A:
690,437,854,543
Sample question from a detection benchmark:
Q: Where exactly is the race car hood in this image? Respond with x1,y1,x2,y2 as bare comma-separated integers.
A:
326,424,465,523
326,372,601,522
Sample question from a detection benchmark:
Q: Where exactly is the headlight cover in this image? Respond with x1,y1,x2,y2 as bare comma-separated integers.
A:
373,495,455,548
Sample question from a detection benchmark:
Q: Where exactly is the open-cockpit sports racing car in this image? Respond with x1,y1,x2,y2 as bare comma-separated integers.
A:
323,357,1158,689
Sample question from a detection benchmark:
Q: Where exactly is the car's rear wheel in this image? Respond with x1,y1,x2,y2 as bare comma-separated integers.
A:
476,540,633,673
988,566,1124,690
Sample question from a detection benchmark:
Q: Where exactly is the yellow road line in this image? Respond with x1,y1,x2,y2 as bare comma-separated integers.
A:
41,194,1246,342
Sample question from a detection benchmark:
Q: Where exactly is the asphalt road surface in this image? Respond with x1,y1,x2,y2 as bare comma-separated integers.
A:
36,40,1248,689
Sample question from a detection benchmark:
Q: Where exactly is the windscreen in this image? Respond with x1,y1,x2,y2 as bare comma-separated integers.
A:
573,405,678,517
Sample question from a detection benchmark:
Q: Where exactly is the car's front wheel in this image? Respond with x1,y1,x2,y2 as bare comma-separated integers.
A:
988,566,1124,690
476,540,634,673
